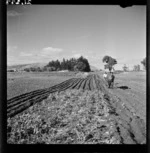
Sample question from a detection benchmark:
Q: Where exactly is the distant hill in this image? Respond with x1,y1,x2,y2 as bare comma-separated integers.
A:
7,63,47,70
90,65,99,71
7,64,30,70
21,63,47,69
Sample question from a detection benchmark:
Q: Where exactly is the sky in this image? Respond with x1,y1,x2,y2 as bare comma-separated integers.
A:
7,5,146,70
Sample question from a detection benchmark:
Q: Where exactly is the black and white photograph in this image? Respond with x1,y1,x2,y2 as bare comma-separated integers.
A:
7,4,146,144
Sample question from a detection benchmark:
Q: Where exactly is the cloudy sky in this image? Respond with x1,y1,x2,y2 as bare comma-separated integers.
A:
7,5,146,70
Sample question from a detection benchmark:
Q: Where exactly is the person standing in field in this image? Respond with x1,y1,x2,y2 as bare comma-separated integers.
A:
103,72,108,81
107,72,115,88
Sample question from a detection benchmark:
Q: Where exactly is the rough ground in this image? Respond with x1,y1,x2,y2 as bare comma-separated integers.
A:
106,72,146,122
7,72,146,144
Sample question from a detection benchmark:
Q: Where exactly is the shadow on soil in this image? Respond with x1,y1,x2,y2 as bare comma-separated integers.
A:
117,86,131,90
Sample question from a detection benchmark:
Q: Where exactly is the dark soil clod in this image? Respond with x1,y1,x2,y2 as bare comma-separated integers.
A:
117,86,131,90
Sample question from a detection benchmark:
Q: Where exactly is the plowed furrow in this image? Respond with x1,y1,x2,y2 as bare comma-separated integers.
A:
81,77,89,90
7,88,44,102
7,78,76,104
56,78,82,92
93,75,98,90
7,94,49,118
7,75,104,118
94,75,99,90
7,77,76,104
88,77,93,90
7,89,49,109
73,79,84,89
89,75,94,89
7,78,77,108
7,78,81,117
89,76,95,90
8,78,80,112
69,78,83,89
84,77,91,90
77,79,85,90
94,74,103,91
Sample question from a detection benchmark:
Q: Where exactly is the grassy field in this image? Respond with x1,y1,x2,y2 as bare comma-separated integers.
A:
7,72,76,99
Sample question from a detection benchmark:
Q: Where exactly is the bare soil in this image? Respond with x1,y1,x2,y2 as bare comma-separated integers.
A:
103,72,146,122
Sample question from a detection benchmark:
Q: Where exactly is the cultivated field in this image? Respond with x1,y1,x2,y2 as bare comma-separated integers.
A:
7,72,76,99
7,71,146,144
106,71,146,122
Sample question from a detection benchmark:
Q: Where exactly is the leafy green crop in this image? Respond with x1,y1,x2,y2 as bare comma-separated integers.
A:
7,90,120,144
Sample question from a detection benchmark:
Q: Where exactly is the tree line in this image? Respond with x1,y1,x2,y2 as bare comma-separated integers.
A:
24,56,91,72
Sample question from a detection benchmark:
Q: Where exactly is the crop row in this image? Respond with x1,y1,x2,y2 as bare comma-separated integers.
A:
7,78,77,104
7,74,102,118
7,78,81,118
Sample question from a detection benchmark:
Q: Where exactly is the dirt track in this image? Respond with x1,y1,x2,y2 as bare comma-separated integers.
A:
7,73,146,144
91,74,146,144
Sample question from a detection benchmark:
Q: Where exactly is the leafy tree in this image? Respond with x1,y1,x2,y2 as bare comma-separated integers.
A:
83,58,91,72
61,58,66,70
77,56,91,72
24,68,30,72
55,60,61,70
102,55,117,72
43,66,47,71
36,67,42,72
141,57,146,70
69,58,77,71
133,64,140,71
74,61,86,72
